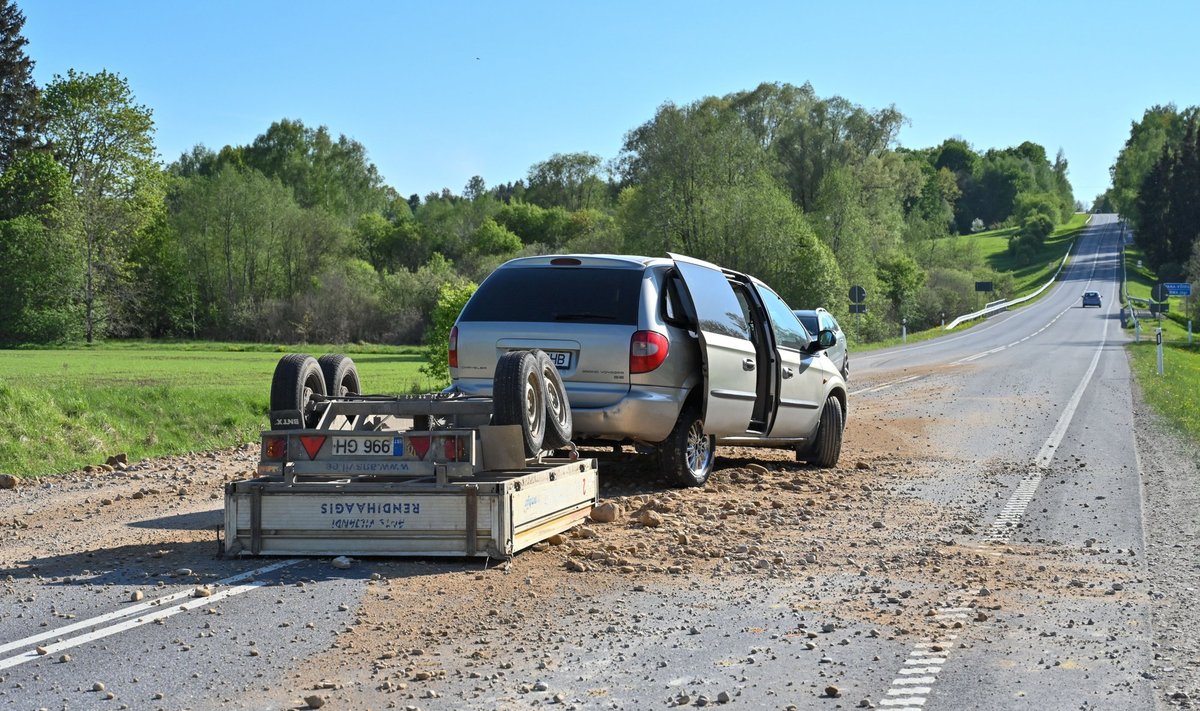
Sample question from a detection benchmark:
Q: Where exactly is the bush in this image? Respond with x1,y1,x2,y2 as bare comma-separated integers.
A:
420,281,478,382
1020,211,1055,246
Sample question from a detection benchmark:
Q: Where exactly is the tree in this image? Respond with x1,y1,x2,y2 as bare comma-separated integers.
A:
0,216,82,343
42,69,159,343
241,118,386,221
1109,105,1196,226
526,152,606,211
0,0,43,171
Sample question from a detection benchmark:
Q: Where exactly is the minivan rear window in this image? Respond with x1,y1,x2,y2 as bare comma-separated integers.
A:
458,267,643,325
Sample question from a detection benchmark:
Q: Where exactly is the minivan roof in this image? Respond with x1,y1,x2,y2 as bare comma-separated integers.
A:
497,254,673,270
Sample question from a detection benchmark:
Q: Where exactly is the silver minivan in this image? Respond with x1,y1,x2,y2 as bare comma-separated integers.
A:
449,253,848,486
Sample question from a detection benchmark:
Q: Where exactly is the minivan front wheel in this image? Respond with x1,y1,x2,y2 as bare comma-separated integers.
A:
803,395,844,468
659,406,715,487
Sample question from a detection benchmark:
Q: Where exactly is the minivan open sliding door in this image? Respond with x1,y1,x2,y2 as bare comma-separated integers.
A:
669,253,765,436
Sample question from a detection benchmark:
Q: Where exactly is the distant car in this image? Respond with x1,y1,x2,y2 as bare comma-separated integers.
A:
794,308,849,379
1082,291,1102,308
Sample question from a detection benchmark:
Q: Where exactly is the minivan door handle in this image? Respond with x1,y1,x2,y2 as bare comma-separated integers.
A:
742,358,755,371
782,366,794,379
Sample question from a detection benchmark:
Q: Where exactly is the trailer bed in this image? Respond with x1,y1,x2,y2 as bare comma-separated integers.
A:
224,457,598,558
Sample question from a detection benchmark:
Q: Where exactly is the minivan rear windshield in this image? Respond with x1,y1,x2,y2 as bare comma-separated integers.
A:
459,267,643,325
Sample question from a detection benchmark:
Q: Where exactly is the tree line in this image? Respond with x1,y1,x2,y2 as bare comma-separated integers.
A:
0,0,1076,347
1102,105,1200,286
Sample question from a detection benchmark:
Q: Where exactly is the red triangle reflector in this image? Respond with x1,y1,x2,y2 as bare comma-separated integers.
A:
299,435,326,460
409,436,430,460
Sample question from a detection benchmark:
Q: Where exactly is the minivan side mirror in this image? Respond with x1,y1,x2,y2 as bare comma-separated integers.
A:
812,328,837,352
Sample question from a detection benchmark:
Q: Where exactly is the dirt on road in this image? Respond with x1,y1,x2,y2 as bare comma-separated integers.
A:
1,382,1196,710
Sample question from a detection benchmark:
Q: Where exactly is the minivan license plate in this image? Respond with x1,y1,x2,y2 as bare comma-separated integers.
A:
545,350,571,368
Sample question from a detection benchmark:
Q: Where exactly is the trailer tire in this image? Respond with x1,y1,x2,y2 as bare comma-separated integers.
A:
803,395,844,468
318,354,361,397
270,354,326,428
492,350,546,458
533,350,573,451
658,405,714,488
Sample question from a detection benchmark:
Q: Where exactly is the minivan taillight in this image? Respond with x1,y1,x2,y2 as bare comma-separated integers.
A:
448,325,458,369
630,331,669,374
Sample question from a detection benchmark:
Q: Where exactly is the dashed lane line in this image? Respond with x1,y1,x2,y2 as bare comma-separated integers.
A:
0,559,300,670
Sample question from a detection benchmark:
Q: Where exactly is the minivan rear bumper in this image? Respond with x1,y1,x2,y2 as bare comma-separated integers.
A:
451,379,685,444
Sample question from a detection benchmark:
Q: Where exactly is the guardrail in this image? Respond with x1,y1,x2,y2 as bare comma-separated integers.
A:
945,243,1074,330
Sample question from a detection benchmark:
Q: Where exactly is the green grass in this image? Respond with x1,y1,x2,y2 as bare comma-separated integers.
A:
1122,252,1199,445
965,213,1090,297
1128,342,1200,443
0,343,439,477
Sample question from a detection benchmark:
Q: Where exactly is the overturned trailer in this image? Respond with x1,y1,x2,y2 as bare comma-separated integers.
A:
224,351,598,559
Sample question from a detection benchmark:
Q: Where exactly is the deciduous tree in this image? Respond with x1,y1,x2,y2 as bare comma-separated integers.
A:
42,69,159,343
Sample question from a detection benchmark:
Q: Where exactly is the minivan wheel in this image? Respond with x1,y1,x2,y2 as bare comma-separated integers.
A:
533,350,573,451
659,406,715,487
805,396,844,468
492,350,547,458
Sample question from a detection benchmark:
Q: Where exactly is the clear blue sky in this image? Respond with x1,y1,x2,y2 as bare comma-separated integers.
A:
18,1,1200,207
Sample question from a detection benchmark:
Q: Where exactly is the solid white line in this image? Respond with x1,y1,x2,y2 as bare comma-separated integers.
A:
1035,325,1109,468
0,559,300,670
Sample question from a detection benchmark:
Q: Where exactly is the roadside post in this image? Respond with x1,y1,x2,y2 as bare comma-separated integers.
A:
1135,319,1141,343
902,317,907,344
1156,325,1164,375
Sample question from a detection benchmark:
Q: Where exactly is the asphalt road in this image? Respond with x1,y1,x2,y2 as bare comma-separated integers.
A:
0,213,1173,710
847,213,1154,709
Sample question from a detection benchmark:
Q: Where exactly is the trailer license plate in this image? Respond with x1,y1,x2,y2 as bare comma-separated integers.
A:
330,436,402,456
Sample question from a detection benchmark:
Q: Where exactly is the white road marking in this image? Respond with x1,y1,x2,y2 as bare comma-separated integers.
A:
0,559,300,670
975,302,1111,550
888,687,932,695
893,676,936,684
849,374,923,396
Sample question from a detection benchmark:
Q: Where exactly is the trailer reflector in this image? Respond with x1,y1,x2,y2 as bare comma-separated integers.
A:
409,436,431,460
299,435,326,460
263,437,287,460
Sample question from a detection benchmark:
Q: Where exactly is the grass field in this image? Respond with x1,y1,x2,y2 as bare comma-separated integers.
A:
964,212,1090,297
0,343,437,477
1128,342,1200,443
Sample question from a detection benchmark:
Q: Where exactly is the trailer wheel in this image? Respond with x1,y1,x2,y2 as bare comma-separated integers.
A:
318,353,361,397
492,350,546,458
270,354,326,428
533,350,573,451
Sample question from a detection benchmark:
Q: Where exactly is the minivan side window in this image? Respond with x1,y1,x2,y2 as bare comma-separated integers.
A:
756,286,810,351
661,272,696,327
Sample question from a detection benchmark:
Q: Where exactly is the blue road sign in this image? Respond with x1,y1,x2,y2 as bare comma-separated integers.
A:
1165,282,1192,297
